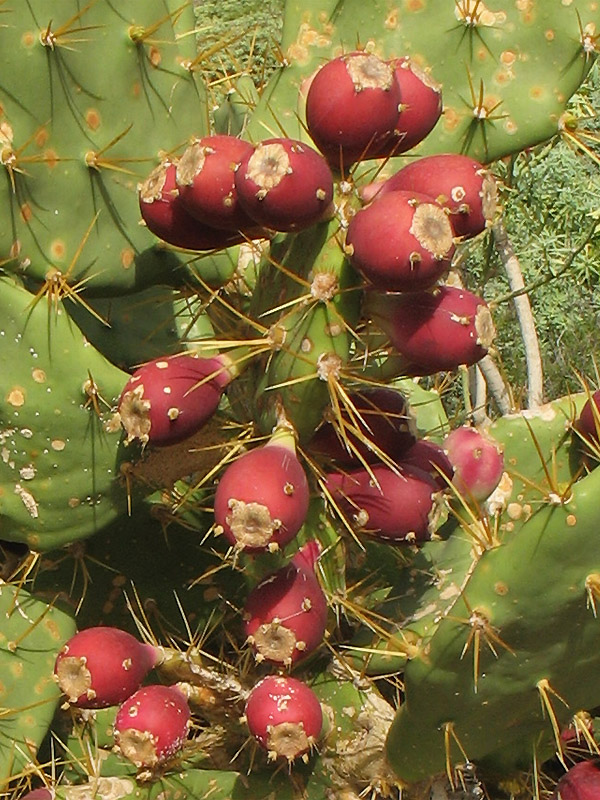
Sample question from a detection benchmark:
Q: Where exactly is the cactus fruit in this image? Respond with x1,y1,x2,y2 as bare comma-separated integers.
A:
401,439,455,490
309,385,416,465
138,161,248,251
244,675,323,762
234,138,334,232
325,464,442,544
243,542,328,665
213,425,310,552
304,51,403,169
366,285,496,375
443,425,505,502
345,189,455,291
175,135,257,231
376,154,498,238
551,760,600,800
54,627,160,708
114,684,191,769
384,58,443,155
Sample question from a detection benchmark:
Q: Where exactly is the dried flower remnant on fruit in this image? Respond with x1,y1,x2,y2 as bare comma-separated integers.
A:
246,143,291,197
226,499,282,550
346,53,395,92
409,203,454,258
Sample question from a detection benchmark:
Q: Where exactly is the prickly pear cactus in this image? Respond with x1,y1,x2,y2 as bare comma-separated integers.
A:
3,1,600,799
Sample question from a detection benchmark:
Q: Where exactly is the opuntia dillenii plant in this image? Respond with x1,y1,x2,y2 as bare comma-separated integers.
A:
3,1,600,799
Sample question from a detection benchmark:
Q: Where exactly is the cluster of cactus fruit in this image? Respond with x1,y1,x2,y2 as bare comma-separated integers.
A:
4,1,600,799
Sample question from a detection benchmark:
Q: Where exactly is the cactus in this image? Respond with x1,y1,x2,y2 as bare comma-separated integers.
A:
3,1,600,799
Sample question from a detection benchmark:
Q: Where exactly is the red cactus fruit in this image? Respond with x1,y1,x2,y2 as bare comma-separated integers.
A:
377,154,497,238
310,386,416,465
325,464,441,544
575,389,600,455
114,684,191,769
400,438,455,491
213,426,310,552
551,759,600,800
367,285,496,376
244,674,323,761
117,352,237,447
54,627,160,709
175,135,259,231
305,51,402,170
345,190,455,291
234,137,334,232
19,790,53,800
376,57,442,156
443,426,504,502
138,160,247,250
243,541,327,666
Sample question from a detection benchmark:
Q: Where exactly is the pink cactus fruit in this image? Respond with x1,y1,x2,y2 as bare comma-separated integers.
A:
117,352,236,447
375,57,442,156
54,627,160,709
345,190,455,291
305,51,402,170
377,154,497,238
138,160,246,250
244,674,323,761
175,134,260,232
309,386,416,465
19,790,53,800
325,464,441,544
244,541,327,666
368,285,496,375
114,684,191,769
551,759,600,800
400,439,455,491
443,426,504,502
234,137,334,232
213,426,310,552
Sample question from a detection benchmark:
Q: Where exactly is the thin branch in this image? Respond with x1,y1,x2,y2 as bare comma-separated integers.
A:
492,220,544,409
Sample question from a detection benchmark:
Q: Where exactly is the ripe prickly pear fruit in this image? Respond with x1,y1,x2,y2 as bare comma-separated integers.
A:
443,426,504,502
54,627,160,709
138,161,246,250
114,684,191,769
575,390,600,458
376,154,497,238
213,426,310,552
345,190,455,291
400,439,455,491
19,790,53,800
175,135,258,231
551,759,600,800
310,386,416,465
234,138,334,232
243,541,327,666
367,285,496,375
305,51,402,170
385,58,443,155
244,674,323,761
325,464,442,544
117,353,236,447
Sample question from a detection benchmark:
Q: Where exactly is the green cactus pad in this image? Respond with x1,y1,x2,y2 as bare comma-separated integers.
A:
0,583,75,788
386,458,600,783
0,0,209,296
0,277,127,551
